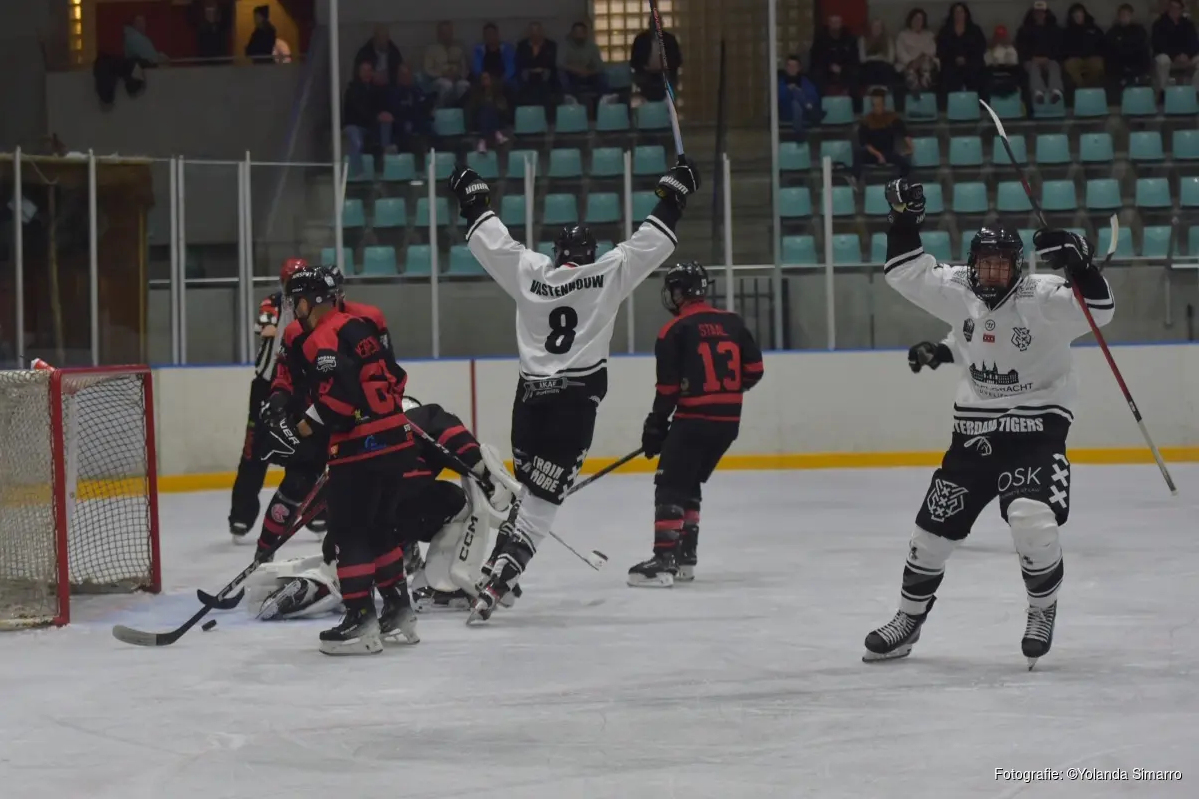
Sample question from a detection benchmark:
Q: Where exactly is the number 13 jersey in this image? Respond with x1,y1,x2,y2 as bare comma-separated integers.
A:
465,210,678,381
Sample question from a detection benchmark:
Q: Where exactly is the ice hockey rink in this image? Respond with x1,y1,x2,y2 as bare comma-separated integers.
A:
2,465,1197,799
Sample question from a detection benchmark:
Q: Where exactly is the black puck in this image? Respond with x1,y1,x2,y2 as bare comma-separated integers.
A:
202,620,218,632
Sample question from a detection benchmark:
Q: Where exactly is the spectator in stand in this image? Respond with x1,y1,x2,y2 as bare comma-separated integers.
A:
343,61,382,177
356,25,403,85
1062,4,1107,88
423,21,470,107
473,23,516,85
559,21,608,104
937,3,987,94
778,55,823,141
896,9,939,97
124,15,166,67
1152,0,1199,92
468,71,511,152
631,16,682,102
190,1,232,62
1017,1,1065,104
859,19,896,90
515,21,559,107
853,88,912,180
1106,4,1152,86
985,25,1023,98
810,15,860,96
244,5,277,64
380,64,432,154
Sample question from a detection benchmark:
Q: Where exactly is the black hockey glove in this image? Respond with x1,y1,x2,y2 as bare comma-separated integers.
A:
884,178,926,227
447,166,491,217
654,156,700,210
642,414,670,459
260,391,289,423
261,414,302,463
1033,228,1094,277
908,341,953,373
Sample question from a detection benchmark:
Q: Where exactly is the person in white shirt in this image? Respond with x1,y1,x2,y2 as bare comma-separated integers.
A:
864,178,1114,670
447,156,699,620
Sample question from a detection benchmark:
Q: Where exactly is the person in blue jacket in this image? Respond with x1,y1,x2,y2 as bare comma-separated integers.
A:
473,23,516,85
778,55,823,140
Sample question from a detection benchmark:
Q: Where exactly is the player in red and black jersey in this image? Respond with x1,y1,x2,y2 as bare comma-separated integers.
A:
628,261,765,588
262,265,424,655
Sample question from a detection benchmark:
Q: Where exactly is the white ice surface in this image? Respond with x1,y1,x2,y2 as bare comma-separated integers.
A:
2,465,1198,798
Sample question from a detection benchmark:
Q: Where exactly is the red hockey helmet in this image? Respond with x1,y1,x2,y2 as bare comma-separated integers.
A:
280,258,308,286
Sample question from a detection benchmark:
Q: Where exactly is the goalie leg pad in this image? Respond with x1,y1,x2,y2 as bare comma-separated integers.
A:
1007,498,1064,609
899,526,957,616
449,479,491,596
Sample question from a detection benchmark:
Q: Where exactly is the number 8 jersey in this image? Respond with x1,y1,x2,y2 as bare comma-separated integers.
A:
465,210,678,382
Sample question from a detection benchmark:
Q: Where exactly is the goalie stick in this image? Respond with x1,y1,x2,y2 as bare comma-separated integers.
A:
111,472,328,647
980,99,1177,496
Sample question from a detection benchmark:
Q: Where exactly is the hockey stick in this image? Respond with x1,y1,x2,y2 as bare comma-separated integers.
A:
980,99,1177,496
566,448,644,497
647,0,685,158
111,472,328,647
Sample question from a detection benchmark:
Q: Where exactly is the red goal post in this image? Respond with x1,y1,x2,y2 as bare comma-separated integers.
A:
0,365,161,627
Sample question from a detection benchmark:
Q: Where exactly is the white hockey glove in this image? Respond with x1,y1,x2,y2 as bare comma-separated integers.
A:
477,443,519,519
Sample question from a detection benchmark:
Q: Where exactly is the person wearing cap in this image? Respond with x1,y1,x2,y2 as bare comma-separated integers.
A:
1106,4,1153,87
1016,0,1065,104
1062,3,1107,88
984,25,1022,99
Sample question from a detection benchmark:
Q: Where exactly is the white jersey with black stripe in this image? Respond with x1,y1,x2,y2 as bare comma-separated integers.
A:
884,242,1114,425
466,211,677,379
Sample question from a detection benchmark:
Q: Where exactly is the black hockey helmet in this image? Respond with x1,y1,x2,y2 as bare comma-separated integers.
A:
967,226,1024,309
553,225,597,267
661,261,710,314
284,265,339,317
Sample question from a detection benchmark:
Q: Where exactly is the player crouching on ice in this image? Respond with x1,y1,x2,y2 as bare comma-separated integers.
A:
865,178,1114,669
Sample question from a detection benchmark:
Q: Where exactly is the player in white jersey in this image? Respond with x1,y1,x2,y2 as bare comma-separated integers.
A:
447,156,699,618
864,178,1114,669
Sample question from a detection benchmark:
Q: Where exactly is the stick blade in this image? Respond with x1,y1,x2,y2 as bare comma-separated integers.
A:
588,551,609,569
977,98,1006,138
112,624,175,647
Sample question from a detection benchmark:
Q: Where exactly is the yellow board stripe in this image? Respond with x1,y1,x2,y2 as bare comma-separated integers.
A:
154,447,1199,494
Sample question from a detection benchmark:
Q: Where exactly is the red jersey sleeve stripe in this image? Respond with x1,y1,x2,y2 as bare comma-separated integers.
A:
678,393,743,407
656,384,680,395
744,361,764,373
437,425,468,445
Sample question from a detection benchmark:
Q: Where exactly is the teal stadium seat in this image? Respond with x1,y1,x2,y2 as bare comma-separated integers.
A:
361,246,397,276
466,149,500,179
596,240,615,257
590,147,624,178
870,232,887,263
632,191,657,222
781,235,818,265
832,234,863,265
342,199,366,228
1190,226,1199,256
381,152,415,182
372,197,407,229
821,96,855,125
500,194,527,226
1018,229,1036,255
820,139,854,167
997,181,1034,212
319,247,353,271
555,103,589,134
949,136,984,167
1164,86,1199,116
447,245,486,275
548,148,584,179
1031,92,1064,119
1173,129,1199,160
1096,224,1133,258
922,184,945,215
1078,132,1114,164
1121,86,1157,117
507,149,537,179
864,185,890,216
989,92,1024,119
1128,131,1165,162
923,231,952,262
1135,178,1172,209
605,63,632,89
1073,88,1108,117
433,107,466,136
1035,134,1071,165
959,230,978,260
403,244,432,275
947,91,981,121
596,103,630,132
1181,177,1199,208
779,187,813,218
952,182,988,214
910,137,941,168
636,101,671,130
584,192,621,224
779,141,811,171
431,151,456,180
347,154,374,181
824,186,856,216
542,193,580,225
633,145,668,176
1140,226,1172,258
415,197,451,227
514,105,548,134
1084,179,1122,211
1040,180,1077,212
904,92,937,120
991,134,1028,165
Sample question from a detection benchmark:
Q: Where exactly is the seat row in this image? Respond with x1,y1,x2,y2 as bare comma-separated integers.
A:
348,145,668,185
779,177,1199,218
342,192,662,230
430,100,673,138
320,240,618,277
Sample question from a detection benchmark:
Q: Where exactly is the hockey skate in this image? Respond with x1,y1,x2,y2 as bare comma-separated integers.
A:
627,551,678,588
863,597,936,662
469,540,533,624
676,528,698,583
319,605,383,656
479,556,522,608
1022,602,1056,670
412,586,473,612
229,520,253,545
379,588,420,644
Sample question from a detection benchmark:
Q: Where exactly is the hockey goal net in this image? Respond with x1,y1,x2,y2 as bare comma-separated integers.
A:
0,366,161,628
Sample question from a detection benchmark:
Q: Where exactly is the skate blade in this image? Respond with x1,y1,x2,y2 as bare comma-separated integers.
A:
674,568,695,583
627,573,675,588
1027,657,1041,671
862,645,914,663
382,629,420,645
466,606,493,625
319,634,383,656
